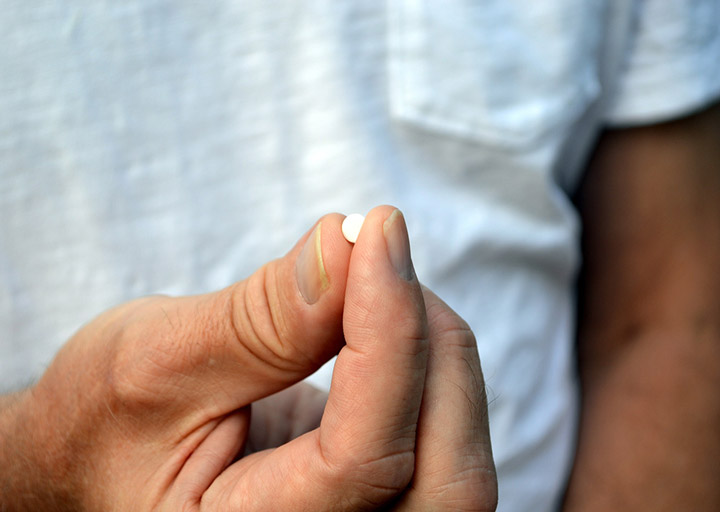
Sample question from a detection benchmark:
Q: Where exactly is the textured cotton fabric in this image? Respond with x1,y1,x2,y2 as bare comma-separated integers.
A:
1,1,718,510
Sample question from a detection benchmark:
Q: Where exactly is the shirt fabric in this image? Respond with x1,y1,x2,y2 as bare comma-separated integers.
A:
1,1,718,510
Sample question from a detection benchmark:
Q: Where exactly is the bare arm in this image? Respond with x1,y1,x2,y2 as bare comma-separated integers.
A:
564,101,720,510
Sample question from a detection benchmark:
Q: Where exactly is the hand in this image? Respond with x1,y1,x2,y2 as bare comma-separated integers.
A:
1,206,497,511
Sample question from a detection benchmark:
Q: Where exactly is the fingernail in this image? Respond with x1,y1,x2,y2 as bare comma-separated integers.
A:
296,222,330,304
384,209,415,281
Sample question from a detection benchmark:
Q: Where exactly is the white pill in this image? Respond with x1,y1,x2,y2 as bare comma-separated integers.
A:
341,213,365,244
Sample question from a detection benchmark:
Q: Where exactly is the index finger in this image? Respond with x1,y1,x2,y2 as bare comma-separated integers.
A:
396,287,497,511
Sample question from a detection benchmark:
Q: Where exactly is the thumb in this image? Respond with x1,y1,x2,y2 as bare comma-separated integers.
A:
110,213,353,418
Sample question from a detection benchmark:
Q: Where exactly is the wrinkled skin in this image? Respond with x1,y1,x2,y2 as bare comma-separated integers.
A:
1,206,497,511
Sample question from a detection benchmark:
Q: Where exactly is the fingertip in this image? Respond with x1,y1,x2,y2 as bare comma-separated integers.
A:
291,213,352,305
276,213,353,361
315,213,354,302
347,205,415,281
353,204,400,246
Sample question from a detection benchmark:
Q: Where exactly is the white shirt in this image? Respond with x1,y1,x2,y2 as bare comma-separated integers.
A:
1,1,718,510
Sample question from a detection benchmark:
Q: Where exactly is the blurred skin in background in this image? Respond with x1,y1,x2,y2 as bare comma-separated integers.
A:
0,2,719,510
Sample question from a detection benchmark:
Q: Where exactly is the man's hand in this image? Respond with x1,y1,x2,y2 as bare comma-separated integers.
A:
0,205,497,511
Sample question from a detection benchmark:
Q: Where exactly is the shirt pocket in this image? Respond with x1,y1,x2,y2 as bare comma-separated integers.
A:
387,0,605,149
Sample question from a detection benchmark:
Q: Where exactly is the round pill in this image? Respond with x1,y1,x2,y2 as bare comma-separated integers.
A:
341,213,365,244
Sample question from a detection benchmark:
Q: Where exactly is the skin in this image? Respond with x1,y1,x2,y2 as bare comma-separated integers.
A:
0,205,497,511
564,101,720,510
2,101,716,510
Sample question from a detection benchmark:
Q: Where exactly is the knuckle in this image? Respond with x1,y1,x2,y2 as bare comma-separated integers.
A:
422,466,498,511
354,451,415,494
106,298,186,409
426,300,475,347
107,357,156,414
107,338,159,409
229,267,310,373
347,293,430,355
324,448,416,506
